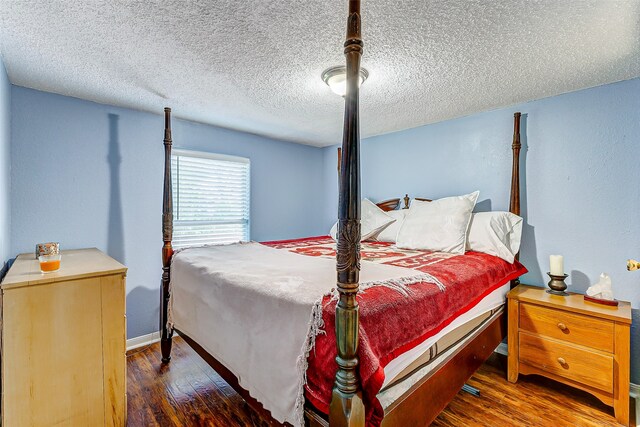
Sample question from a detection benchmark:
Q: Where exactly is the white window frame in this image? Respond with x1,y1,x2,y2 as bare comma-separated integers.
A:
172,149,251,247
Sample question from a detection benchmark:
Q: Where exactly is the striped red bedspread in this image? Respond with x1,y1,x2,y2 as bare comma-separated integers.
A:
264,236,527,426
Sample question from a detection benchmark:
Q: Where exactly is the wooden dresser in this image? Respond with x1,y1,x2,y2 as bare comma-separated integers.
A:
0,248,127,426
507,284,631,426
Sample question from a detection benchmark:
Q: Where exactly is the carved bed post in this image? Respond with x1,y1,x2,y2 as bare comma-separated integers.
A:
160,107,174,363
510,112,522,287
329,1,366,426
509,112,521,217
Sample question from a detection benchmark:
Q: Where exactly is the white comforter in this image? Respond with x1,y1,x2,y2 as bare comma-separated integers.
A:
169,242,434,425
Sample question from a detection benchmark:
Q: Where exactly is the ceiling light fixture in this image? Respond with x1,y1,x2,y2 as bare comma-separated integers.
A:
321,65,369,97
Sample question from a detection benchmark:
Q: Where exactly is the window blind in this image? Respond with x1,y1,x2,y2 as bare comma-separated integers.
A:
171,149,250,248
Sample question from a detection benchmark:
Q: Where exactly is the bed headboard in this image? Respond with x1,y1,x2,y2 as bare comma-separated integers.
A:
376,198,400,211
375,196,432,211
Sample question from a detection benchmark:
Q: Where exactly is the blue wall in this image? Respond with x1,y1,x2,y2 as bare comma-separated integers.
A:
0,58,10,279
10,87,325,338
323,77,640,382
8,78,640,382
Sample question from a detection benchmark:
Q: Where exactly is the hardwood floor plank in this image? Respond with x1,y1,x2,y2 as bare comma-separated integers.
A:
166,342,254,426
172,342,269,427
171,340,261,426
126,359,155,427
431,354,624,427
141,349,219,427
127,337,632,427
128,346,186,426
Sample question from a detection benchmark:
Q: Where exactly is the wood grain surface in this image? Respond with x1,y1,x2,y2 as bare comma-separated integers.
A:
519,303,614,352
508,284,631,426
519,331,613,392
126,337,632,427
1,248,127,290
507,285,631,324
2,263,126,426
3,277,105,425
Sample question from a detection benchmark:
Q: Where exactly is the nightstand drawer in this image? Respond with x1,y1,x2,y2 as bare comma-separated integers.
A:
519,303,614,352
519,332,613,392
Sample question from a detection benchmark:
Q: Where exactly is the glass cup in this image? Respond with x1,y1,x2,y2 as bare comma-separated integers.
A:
39,254,62,273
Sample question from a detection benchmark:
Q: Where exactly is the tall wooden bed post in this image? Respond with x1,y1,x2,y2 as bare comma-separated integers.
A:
330,1,366,426
510,112,521,218
510,112,522,288
161,107,174,363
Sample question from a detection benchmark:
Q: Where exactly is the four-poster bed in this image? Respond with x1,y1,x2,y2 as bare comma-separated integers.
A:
159,1,526,425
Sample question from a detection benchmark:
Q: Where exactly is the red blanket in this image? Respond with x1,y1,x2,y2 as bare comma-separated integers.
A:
264,236,527,425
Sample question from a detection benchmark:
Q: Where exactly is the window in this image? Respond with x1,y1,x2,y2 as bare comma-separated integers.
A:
171,149,250,248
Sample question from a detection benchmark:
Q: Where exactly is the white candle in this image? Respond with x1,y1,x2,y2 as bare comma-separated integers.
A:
550,255,564,276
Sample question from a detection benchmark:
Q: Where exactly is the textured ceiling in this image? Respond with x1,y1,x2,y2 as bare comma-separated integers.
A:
1,1,639,147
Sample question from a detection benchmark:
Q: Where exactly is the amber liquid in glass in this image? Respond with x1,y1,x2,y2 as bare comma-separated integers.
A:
40,260,61,272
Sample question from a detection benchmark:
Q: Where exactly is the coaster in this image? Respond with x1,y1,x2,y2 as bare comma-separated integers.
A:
583,295,619,306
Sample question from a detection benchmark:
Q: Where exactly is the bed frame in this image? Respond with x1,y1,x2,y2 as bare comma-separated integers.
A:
159,1,523,425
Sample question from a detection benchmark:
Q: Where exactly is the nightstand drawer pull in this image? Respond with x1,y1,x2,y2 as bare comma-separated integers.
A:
557,322,567,331
557,357,566,365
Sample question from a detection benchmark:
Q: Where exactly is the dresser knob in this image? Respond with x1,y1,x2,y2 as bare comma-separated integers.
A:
557,357,567,365
557,322,568,331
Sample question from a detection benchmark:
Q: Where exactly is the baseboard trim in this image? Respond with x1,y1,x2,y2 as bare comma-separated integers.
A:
630,382,640,399
126,331,161,351
126,330,180,351
631,383,640,426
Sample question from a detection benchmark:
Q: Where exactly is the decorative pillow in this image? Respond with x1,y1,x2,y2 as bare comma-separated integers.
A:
374,209,407,243
396,191,480,254
467,211,523,263
329,198,395,241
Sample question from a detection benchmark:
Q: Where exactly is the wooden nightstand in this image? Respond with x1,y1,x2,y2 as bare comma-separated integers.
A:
1,248,127,426
507,284,631,426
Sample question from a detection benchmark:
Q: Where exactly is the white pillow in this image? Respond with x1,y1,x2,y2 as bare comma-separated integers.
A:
374,209,407,243
329,198,395,241
467,211,523,263
396,191,479,254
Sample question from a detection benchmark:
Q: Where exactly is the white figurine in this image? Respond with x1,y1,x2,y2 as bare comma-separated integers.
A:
586,273,614,300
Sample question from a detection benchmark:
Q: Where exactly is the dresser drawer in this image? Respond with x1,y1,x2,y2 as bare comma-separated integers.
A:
519,303,614,352
519,332,613,392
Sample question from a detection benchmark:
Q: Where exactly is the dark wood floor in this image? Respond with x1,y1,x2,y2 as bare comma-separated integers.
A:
127,336,633,426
